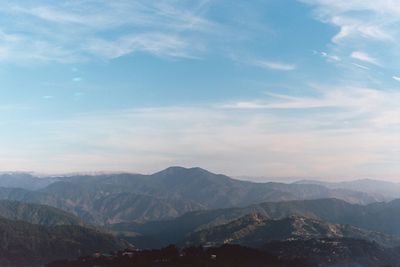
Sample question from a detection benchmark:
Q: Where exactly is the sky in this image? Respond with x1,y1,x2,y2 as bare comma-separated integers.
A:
0,0,399,181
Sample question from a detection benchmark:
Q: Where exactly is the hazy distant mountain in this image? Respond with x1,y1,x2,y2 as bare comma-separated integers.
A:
185,213,400,248
0,217,127,267
0,173,58,190
295,179,400,200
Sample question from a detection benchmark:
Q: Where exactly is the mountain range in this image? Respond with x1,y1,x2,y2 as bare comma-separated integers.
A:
0,167,398,266
0,167,392,225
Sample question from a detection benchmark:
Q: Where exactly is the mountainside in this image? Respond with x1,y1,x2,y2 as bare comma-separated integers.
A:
0,217,127,267
38,181,206,224
185,213,400,248
111,198,400,248
253,198,400,236
0,200,85,226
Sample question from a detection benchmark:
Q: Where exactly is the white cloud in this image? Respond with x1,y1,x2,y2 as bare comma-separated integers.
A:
253,60,296,71
351,51,379,66
392,76,400,82
299,0,400,70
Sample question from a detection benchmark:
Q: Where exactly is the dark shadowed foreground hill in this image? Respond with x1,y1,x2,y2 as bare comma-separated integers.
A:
0,167,387,224
48,244,309,267
0,216,127,267
48,240,400,267
264,238,400,267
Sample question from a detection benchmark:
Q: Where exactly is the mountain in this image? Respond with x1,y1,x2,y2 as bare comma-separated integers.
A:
0,173,58,190
38,180,205,224
242,198,400,236
0,200,85,226
111,198,400,248
112,166,385,207
0,217,127,267
184,213,400,248
295,179,400,201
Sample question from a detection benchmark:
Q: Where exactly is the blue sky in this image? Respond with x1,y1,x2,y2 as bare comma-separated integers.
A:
0,0,399,180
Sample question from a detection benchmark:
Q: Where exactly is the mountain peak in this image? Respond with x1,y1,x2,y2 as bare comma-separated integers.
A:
156,166,211,175
152,166,220,180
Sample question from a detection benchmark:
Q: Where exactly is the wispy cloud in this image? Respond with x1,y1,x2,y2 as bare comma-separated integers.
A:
317,51,341,62
253,60,296,71
300,0,400,71
0,1,215,63
222,87,394,111
392,76,400,82
83,33,197,60
300,0,396,41
330,18,391,43
351,51,379,66
352,63,369,70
